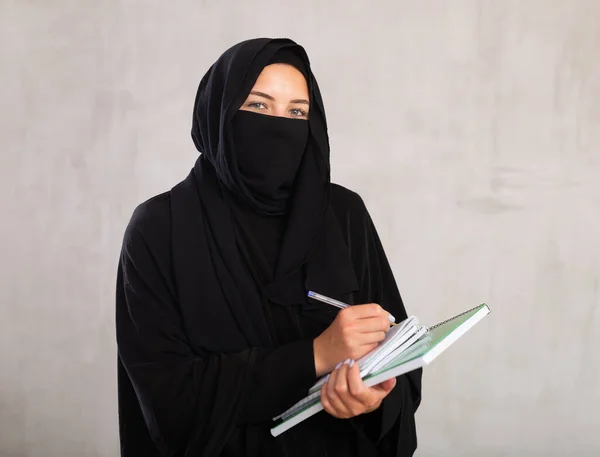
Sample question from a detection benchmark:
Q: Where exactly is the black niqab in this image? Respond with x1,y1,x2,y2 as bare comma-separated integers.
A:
231,111,308,215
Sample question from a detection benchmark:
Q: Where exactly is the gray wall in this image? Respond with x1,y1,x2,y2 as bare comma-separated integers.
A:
1,1,599,456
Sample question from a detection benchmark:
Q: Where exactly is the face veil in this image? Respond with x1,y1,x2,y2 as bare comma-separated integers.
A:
189,38,340,280
231,111,309,213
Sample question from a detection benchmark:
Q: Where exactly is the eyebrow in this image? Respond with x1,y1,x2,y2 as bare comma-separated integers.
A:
249,91,310,105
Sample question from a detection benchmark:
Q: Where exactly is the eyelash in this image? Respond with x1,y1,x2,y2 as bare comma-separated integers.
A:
290,108,308,117
245,102,308,117
247,102,267,110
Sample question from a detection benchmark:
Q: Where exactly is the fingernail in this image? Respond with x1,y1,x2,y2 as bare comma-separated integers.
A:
335,362,343,370
343,358,351,365
324,374,331,382
388,313,396,323
349,359,355,368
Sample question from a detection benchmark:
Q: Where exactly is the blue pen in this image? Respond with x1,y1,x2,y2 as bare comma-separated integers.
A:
307,291,396,324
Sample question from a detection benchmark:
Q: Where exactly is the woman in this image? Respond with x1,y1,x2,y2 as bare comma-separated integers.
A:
116,38,422,457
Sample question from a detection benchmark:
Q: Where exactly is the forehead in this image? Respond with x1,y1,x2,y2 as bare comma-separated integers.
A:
252,63,308,94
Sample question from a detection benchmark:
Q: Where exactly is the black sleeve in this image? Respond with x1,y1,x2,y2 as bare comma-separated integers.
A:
237,338,316,424
116,221,316,455
341,191,422,452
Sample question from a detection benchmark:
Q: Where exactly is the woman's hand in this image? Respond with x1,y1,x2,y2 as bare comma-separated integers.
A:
313,303,392,376
320,358,396,419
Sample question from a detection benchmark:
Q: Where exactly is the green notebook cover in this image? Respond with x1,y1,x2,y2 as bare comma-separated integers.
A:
364,303,489,382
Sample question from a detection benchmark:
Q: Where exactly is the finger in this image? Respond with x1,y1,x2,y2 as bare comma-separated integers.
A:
343,303,388,320
325,361,345,415
334,360,365,417
347,363,395,411
355,330,387,345
347,360,369,401
346,361,381,412
320,383,334,416
354,316,391,334
372,377,397,395
352,304,396,324
363,377,397,414
329,360,358,417
349,342,378,361
332,360,352,416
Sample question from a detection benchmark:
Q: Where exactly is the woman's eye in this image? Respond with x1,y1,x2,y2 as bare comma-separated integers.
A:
290,108,307,117
247,102,267,110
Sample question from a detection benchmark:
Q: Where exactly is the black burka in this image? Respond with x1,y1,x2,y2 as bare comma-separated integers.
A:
116,38,422,457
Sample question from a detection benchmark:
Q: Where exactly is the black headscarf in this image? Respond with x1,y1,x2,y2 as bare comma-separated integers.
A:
180,38,358,307
191,40,322,216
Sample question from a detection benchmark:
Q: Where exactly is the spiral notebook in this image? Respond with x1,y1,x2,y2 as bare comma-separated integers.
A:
270,303,490,437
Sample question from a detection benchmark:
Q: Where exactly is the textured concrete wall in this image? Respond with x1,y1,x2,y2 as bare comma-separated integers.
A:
1,1,599,456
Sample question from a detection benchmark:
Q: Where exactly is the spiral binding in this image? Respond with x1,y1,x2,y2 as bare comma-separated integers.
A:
426,304,487,331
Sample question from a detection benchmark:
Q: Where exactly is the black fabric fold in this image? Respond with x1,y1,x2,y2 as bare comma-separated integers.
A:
116,193,321,457
175,158,273,349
